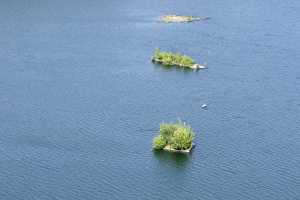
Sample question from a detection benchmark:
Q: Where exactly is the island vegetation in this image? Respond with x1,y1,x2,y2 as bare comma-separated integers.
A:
161,15,201,23
153,121,195,153
152,49,205,70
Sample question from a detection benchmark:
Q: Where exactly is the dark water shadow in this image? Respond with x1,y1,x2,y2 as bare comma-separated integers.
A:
153,150,192,169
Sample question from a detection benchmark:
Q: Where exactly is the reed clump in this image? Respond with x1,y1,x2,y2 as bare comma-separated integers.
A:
153,121,195,152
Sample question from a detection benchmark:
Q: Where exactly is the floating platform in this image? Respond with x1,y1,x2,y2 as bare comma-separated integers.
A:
161,15,201,23
163,143,195,153
152,58,206,70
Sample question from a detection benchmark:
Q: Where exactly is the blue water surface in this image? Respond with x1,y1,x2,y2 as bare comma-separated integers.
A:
0,0,300,199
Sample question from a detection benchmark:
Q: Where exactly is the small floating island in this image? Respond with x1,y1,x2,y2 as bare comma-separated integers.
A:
161,15,201,23
152,49,205,70
153,121,196,153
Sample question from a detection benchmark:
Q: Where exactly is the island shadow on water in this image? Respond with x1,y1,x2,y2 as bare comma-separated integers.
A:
153,150,192,168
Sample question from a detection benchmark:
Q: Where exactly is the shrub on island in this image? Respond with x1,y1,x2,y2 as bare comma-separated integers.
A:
153,135,167,150
153,121,195,153
152,49,205,70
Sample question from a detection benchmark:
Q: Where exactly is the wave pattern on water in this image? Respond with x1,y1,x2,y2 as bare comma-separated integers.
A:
0,0,300,199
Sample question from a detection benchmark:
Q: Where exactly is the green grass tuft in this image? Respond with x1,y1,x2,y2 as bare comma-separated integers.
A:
153,135,167,150
153,121,195,151
152,49,196,68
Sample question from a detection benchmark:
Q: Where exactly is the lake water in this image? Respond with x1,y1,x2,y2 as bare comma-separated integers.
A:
1,0,300,199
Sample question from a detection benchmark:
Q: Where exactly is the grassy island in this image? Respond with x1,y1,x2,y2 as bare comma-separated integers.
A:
153,122,195,153
161,15,201,23
152,49,205,70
